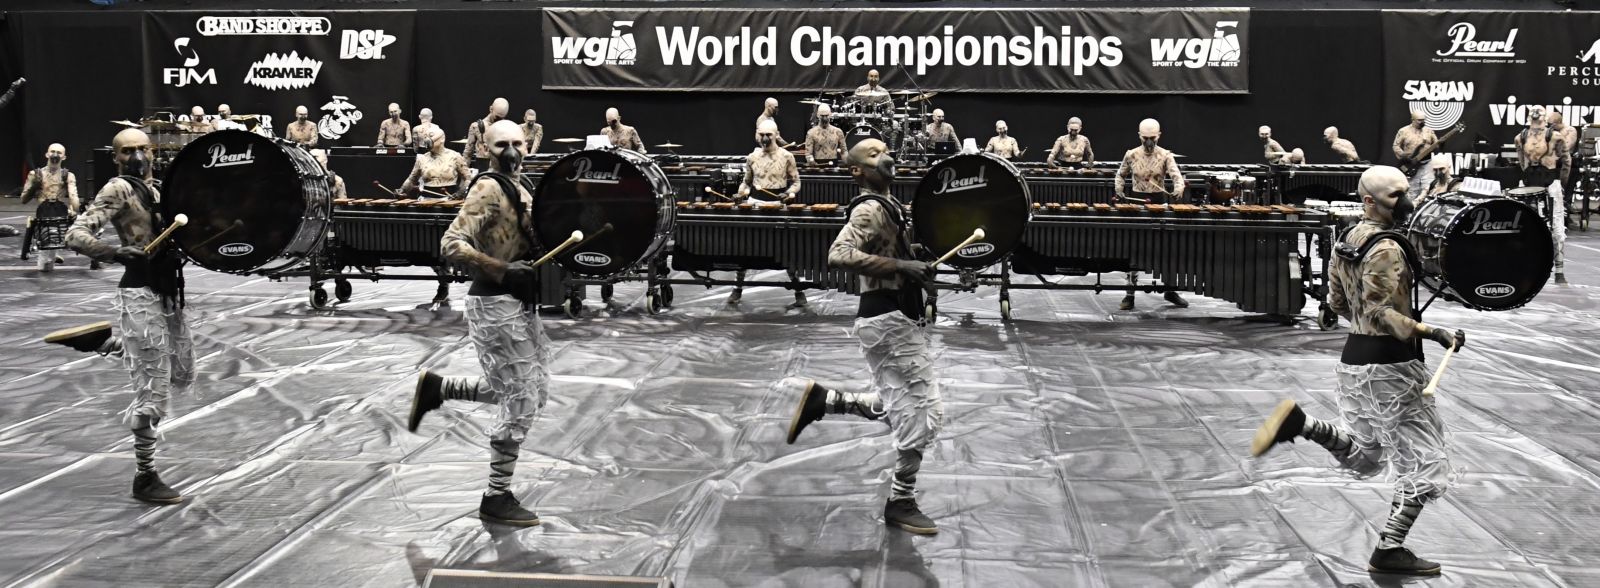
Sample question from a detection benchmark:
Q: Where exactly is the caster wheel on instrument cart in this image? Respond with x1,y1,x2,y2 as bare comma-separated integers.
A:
646,290,663,315
1000,298,1012,322
660,285,674,308
334,279,353,302
1316,304,1339,331
563,296,582,319
924,303,937,321
310,287,331,310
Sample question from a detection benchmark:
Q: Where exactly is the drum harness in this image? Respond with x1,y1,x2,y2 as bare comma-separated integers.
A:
121,175,186,309
466,171,542,303
847,192,929,324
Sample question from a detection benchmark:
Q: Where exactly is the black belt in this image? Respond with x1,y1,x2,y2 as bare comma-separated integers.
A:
857,287,925,321
1341,333,1423,365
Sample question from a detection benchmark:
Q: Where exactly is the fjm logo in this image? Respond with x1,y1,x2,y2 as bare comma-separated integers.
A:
202,143,255,169
932,165,989,195
1437,23,1517,58
163,37,217,88
340,29,396,60
218,243,255,257
1402,79,1474,131
566,158,624,184
1150,21,1241,68
244,51,323,90
574,252,612,267
551,20,637,66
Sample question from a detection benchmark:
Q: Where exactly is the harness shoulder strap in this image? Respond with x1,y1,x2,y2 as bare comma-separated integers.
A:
469,171,537,252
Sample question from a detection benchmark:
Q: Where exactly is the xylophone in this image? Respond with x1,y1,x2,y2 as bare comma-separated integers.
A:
1277,163,1372,202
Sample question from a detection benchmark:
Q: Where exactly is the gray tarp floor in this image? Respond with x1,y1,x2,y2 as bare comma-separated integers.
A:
2,213,1599,587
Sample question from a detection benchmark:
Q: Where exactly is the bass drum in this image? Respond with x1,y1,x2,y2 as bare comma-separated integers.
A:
161,130,329,274
912,152,1032,269
533,148,674,278
1407,195,1552,311
846,124,882,150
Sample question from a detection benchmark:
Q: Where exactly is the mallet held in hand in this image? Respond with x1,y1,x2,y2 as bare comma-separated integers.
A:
933,228,987,266
703,186,736,201
532,230,584,267
143,213,188,255
1421,335,1463,397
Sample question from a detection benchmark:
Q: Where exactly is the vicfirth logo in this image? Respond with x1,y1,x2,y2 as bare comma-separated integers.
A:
574,252,612,267
218,243,255,257
932,165,988,195
244,52,323,90
551,20,638,66
1461,208,1523,235
957,243,996,258
1437,23,1517,58
566,158,623,184
1474,283,1515,298
1402,80,1474,131
1151,21,1242,68
340,29,396,60
197,16,330,37
162,37,216,88
202,143,255,169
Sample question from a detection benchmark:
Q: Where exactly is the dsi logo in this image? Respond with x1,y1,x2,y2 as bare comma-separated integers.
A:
340,29,396,60
574,252,612,267
551,20,638,66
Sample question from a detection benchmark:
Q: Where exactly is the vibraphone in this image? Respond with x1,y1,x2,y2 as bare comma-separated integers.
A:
1277,163,1372,202
1011,202,1336,317
667,202,856,293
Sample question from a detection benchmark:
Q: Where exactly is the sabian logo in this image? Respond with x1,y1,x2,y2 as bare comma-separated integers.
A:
203,143,255,169
1474,283,1515,298
1150,21,1242,68
1461,208,1523,235
218,243,255,256
244,52,323,90
566,157,623,184
1437,22,1517,59
574,252,612,267
551,20,637,66
957,243,995,258
932,165,988,195
197,16,330,37
1402,80,1474,131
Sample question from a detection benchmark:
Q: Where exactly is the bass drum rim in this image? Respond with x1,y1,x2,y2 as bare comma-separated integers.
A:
845,124,883,150
1407,195,1553,311
911,152,1032,269
160,130,329,275
532,147,674,279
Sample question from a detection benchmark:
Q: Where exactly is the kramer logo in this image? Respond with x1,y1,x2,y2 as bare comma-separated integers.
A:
340,29,396,60
1437,22,1517,59
1402,80,1474,131
197,16,330,37
1475,283,1515,298
1461,208,1523,235
1151,21,1242,68
932,165,988,195
574,252,612,267
957,243,996,258
245,52,323,90
566,158,624,184
202,143,255,168
218,243,255,257
162,37,216,88
551,20,638,66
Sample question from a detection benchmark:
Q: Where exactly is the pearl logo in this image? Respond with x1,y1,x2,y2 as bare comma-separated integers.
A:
203,143,255,168
957,243,995,258
566,158,623,184
573,252,612,267
218,243,255,257
1474,283,1514,298
1461,208,1523,235
932,165,988,195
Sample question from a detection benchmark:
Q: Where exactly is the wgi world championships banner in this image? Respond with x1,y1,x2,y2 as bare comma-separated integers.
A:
142,12,414,147
542,8,1250,93
1382,10,1600,167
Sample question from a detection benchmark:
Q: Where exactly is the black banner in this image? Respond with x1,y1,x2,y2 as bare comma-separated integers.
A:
1382,10,1600,167
143,11,414,147
541,8,1250,94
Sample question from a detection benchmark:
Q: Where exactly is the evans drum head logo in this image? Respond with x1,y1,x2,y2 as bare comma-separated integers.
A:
197,16,330,37
932,165,988,195
203,143,255,168
1475,283,1515,298
566,157,623,184
573,252,612,267
245,52,323,90
957,243,995,258
218,243,255,257
551,20,638,66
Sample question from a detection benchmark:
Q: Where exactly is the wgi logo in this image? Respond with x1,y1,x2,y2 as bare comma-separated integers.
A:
566,158,624,184
317,96,363,140
1435,22,1519,61
932,165,988,195
202,143,255,169
1150,21,1241,68
551,20,638,66
244,52,323,90
163,37,216,88
197,16,330,36
1402,80,1474,130
340,29,396,60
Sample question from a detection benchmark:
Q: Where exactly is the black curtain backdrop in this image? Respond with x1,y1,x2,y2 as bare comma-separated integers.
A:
0,7,1379,195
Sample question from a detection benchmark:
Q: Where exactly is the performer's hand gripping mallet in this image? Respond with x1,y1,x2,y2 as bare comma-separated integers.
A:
143,213,188,255
1421,332,1464,397
531,230,584,268
703,186,737,201
933,227,987,266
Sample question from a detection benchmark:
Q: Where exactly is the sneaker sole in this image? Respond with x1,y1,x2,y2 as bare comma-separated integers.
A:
889,520,938,535
786,379,820,445
1251,399,1298,457
44,321,112,344
407,370,430,433
133,493,184,505
480,514,542,527
1366,564,1441,576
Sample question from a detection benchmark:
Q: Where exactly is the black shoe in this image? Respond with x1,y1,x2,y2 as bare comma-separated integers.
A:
1368,546,1442,576
479,492,541,527
792,291,808,307
884,498,937,535
433,284,450,304
786,379,828,444
44,321,112,353
407,370,444,433
1164,291,1190,308
601,284,615,304
1555,272,1568,286
90,259,102,270
1119,294,1135,311
132,470,183,504
1251,399,1306,457
727,287,743,305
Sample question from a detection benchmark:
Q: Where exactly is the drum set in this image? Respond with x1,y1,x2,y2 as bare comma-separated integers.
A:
801,88,946,163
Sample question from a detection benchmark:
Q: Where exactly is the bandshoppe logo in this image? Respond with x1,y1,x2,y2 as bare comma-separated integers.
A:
552,20,638,66
244,52,323,90
1150,21,1241,68
1433,22,1521,64
197,16,330,36
1402,79,1474,130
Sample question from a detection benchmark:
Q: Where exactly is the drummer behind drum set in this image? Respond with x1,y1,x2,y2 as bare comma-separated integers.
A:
804,104,847,166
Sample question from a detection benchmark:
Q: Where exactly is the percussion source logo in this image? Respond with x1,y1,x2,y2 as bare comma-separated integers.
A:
202,143,255,169
567,158,624,184
244,52,323,90
1402,80,1474,131
932,165,988,194
574,252,612,267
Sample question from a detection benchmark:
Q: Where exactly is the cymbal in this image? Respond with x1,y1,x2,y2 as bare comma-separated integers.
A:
111,119,142,128
907,91,939,103
228,114,260,121
890,90,920,95
798,99,827,106
655,142,684,148
856,89,889,98
552,137,583,143
1171,153,1188,158
138,118,179,129
450,139,469,144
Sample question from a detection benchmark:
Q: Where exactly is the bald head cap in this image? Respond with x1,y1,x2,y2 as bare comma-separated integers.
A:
1358,165,1408,199
1139,118,1161,137
419,108,433,122
113,128,150,150
1258,125,1271,135
817,104,833,116
1324,126,1339,138
490,98,509,117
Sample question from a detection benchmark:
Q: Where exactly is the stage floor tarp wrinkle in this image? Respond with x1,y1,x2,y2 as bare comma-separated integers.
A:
1,226,1598,587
